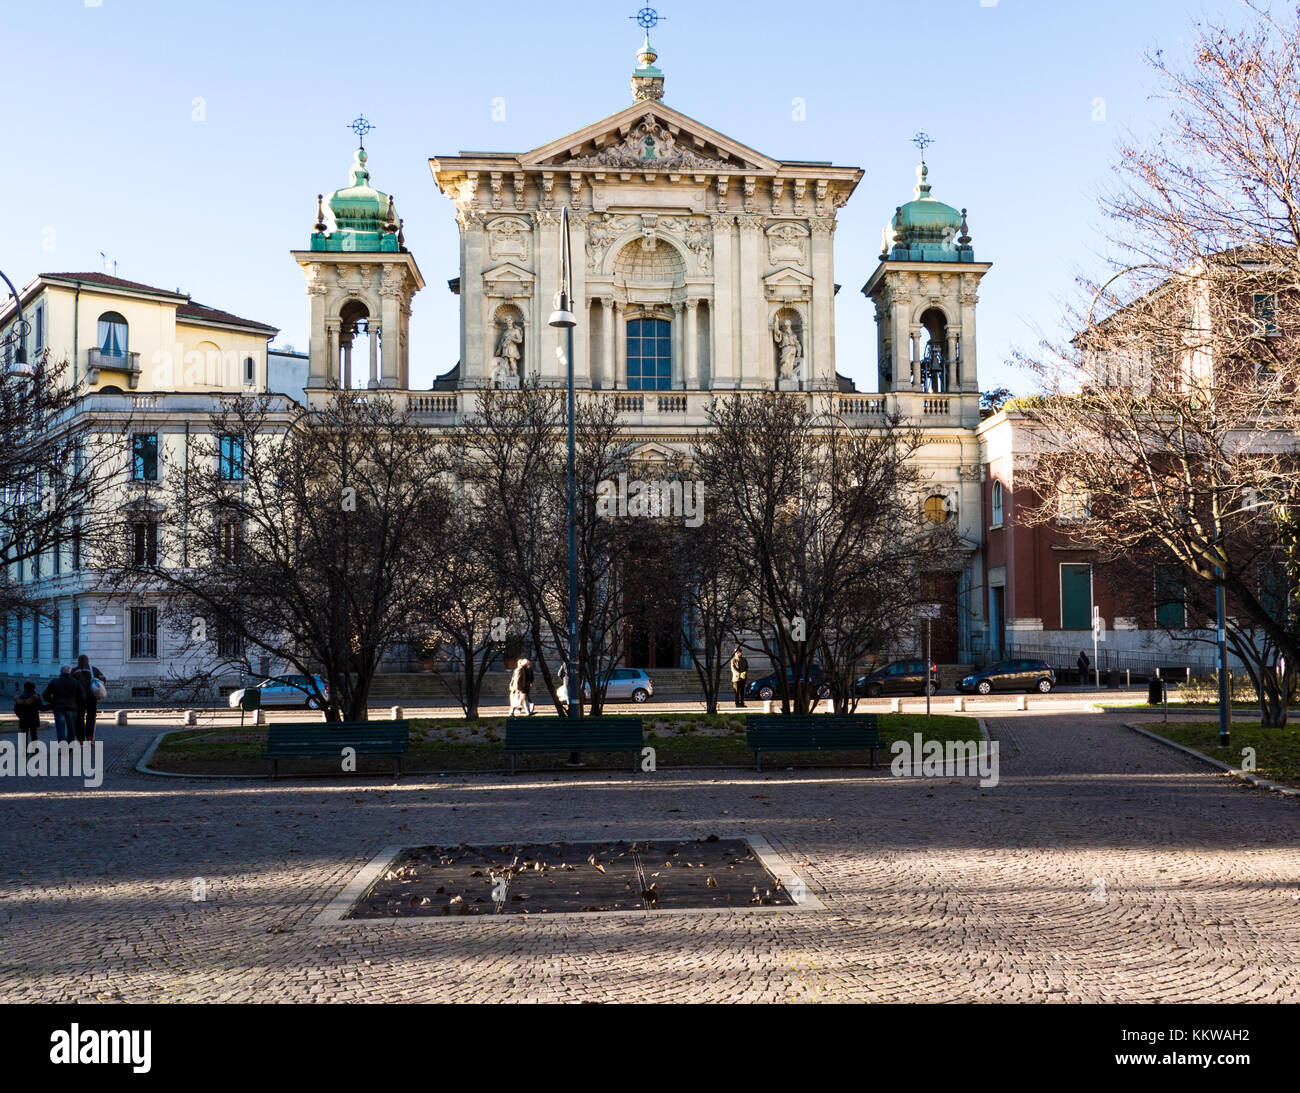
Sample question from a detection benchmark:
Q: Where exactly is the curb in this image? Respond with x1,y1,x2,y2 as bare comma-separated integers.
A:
1124,722,1300,799
134,729,264,780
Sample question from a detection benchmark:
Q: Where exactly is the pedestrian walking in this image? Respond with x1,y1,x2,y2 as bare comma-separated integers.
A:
71,655,108,743
13,681,42,755
1077,649,1091,686
730,647,749,708
42,667,82,744
519,658,535,716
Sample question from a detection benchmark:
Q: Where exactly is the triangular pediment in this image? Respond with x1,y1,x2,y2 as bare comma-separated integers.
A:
522,102,779,174
481,262,533,282
763,265,815,287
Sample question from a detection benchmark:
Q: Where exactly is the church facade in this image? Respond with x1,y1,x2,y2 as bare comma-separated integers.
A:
296,32,993,665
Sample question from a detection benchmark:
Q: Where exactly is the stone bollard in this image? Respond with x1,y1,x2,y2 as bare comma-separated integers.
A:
953,696,965,712
183,710,197,726
890,698,902,714
115,709,128,727
390,706,403,720
321,709,329,722
254,709,267,726
763,700,773,714
1016,695,1028,711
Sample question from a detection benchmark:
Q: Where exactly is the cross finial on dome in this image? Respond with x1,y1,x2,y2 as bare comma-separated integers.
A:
348,115,375,149
912,131,934,161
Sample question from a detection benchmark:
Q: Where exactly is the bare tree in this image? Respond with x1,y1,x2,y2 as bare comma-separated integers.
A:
1015,2,1300,724
459,383,642,715
108,392,452,721
0,353,127,620
694,393,959,715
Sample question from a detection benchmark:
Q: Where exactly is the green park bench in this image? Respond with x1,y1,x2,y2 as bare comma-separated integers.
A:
504,716,644,774
745,714,884,771
263,720,410,780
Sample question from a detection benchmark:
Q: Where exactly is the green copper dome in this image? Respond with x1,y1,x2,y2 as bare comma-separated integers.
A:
883,160,974,263
310,147,402,253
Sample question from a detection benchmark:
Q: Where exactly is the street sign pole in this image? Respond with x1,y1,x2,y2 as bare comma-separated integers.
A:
1092,606,1101,689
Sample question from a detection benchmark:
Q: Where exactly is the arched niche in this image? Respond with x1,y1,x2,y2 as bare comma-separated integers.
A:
490,302,526,387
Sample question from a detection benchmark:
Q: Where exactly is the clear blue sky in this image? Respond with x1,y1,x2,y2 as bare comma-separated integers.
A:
0,0,1254,394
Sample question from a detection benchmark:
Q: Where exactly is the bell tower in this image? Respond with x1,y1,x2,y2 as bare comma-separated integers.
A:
861,137,989,426
291,119,424,401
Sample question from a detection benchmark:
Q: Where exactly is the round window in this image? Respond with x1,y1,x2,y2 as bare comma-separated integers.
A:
923,494,951,524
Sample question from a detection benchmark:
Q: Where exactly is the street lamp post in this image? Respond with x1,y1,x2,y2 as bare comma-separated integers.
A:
549,206,580,730
1216,563,1230,747
0,268,33,379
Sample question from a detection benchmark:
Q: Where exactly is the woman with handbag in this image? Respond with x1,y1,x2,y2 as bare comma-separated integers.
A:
72,654,108,743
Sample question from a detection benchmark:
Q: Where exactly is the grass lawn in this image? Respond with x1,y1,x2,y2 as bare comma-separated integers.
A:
144,711,982,776
1143,719,1300,790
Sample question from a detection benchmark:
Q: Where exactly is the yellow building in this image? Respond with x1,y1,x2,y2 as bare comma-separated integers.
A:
0,272,294,699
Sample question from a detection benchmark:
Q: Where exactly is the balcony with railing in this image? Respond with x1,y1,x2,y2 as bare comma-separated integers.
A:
87,347,141,389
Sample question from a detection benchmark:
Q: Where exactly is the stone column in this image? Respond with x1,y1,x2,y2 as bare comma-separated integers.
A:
671,300,684,389
536,210,558,383
959,286,980,392
324,318,340,387
368,323,380,389
568,210,589,387
380,290,401,389
306,267,327,388
614,301,626,388
342,334,353,390
946,330,958,391
889,294,908,393
601,297,614,390
909,325,921,388
710,214,736,388
684,297,699,389
810,218,836,388
737,215,764,387
461,210,486,386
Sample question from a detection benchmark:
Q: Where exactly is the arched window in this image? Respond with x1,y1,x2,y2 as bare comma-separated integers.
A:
627,317,671,390
991,480,1004,526
919,307,949,393
97,312,129,358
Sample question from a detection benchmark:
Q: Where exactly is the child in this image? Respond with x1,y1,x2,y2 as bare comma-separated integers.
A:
13,681,42,755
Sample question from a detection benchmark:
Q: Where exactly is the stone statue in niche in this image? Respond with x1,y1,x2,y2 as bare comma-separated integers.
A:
492,315,523,387
774,318,804,381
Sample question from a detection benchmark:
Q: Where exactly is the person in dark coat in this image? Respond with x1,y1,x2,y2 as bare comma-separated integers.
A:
1077,650,1091,686
42,667,82,744
71,655,108,743
730,648,749,708
13,682,42,754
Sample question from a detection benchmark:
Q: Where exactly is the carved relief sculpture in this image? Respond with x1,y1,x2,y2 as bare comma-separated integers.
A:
565,113,732,172
487,217,530,264
765,222,808,266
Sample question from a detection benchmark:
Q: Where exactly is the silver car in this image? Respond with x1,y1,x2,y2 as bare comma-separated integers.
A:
228,674,330,710
583,667,655,704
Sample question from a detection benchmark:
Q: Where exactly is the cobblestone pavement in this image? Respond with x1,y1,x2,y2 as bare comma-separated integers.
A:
1,712,1298,1003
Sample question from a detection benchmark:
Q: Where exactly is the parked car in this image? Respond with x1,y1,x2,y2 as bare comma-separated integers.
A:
746,665,832,701
228,674,330,710
957,660,1055,695
855,659,940,697
561,667,655,704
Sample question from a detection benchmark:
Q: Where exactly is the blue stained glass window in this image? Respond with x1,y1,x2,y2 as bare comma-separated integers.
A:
626,317,672,391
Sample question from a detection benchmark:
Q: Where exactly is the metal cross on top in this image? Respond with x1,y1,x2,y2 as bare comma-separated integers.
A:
348,115,375,148
631,6,663,30
912,131,934,158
